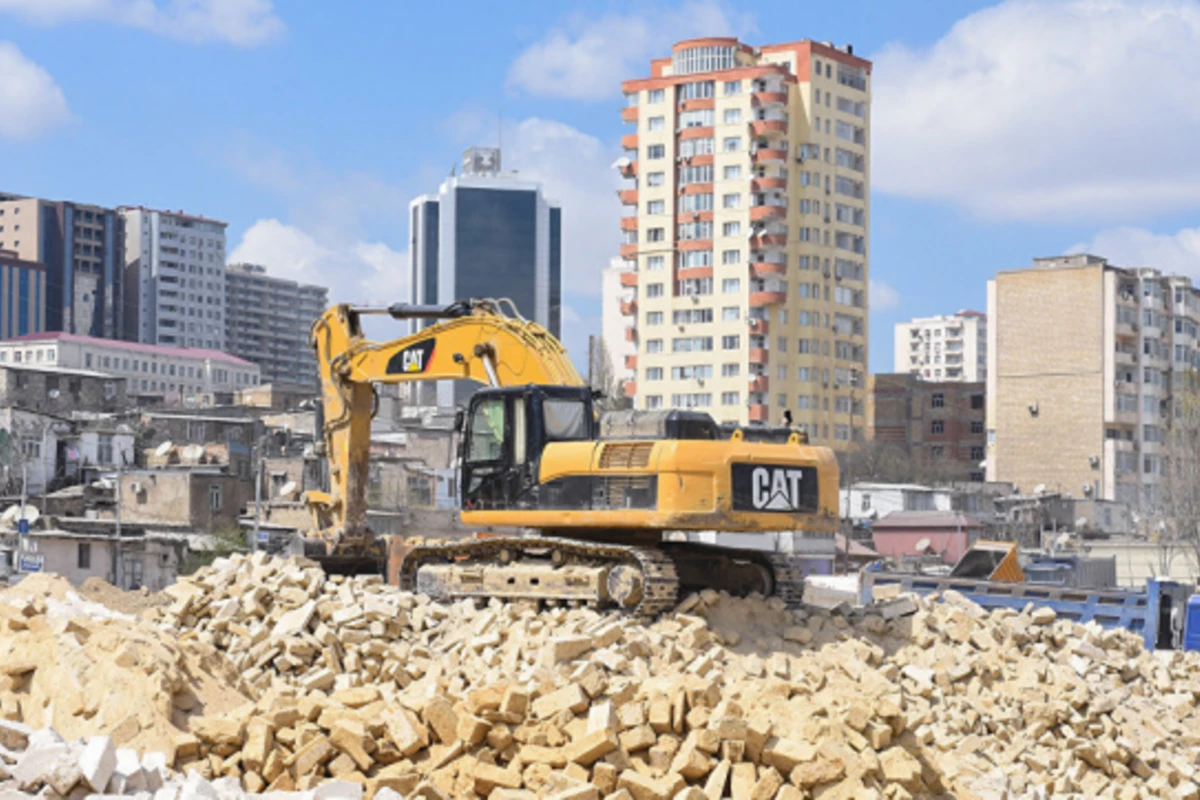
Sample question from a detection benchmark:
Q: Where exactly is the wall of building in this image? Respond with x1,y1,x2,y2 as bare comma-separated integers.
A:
990,262,1108,499
16,534,183,590
0,251,46,339
871,528,970,564
0,365,127,414
119,470,250,531
869,373,986,481
893,312,986,382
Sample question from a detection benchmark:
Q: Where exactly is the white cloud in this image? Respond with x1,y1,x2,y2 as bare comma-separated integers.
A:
873,0,1200,221
870,279,900,311
1068,226,1200,276
507,2,756,100
0,0,283,45
229,219,409,306
0,42,72,140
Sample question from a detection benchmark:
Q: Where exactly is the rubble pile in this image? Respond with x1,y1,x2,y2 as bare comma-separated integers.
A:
3,553,1200,799
0,574,250,753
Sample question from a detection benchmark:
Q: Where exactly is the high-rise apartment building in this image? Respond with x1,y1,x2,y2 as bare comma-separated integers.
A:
225,263,329,389
986,254,1200,511
0,193,124,339
893,311,987,382
599,257,637,386
617,38,871,444
409,147,562,406
119,206,227,350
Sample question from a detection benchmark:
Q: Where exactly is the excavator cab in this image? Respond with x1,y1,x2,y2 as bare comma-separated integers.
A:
459,385,596,512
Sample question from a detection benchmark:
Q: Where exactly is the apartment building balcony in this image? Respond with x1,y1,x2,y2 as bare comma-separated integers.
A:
751,91,788,107
1114,348,1137,366
748,376,769,393
749,231,787,249
747,318,769,335
619,243,638,259
624,381,637,398
620,216,639,232
750,176,788,192
620,299,637,316
679,126,715,141
624,326,638,342
750,148,787,165
621,106,639,123
618,189,639,206
677,266,713,281
749,119,788,137
620,271,638,288
621,133,639,150
748,404,770,423
678,98,715,112
619,161,638,178
625,354,637,370
749,204,786,222
749,348,769,365
678,239,713,252
750,291,787,307
750,261,787,278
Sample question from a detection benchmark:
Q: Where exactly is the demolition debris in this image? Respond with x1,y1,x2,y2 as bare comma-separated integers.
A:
2,554,1200,799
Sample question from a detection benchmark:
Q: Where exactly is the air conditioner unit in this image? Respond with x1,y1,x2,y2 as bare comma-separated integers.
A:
130,481,143,494
697,379,706,387
1089,455,1100,468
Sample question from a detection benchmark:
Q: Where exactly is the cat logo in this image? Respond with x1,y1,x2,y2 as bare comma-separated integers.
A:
386,340,436,375
731,463,818,512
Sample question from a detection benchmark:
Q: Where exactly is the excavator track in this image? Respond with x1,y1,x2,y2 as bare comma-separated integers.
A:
397,536,809,615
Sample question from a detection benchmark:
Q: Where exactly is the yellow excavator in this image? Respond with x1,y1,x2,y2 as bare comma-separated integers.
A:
305,298,840,614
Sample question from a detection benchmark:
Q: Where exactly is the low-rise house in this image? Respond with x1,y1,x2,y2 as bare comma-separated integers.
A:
870,510,985,565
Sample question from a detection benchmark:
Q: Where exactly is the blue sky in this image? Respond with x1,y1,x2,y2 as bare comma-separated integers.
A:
2,0,1199,374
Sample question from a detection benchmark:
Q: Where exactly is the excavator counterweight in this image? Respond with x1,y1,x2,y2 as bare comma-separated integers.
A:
305,299,840,612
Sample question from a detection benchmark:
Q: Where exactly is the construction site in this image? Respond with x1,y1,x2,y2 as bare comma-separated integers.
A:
1,551,1200,800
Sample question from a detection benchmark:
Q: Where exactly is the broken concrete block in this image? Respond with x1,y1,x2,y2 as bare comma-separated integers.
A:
79,736,117,792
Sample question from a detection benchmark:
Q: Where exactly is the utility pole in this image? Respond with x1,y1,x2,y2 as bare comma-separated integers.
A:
114,461,123,588
253,441,264,550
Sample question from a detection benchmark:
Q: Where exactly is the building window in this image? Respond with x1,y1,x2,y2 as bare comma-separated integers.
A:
645,283,663,298
645,395,663,409
647,89,665,103
647,144,666,159
722,193,741,209
722,278,741,293
722,221,741,237
970,394,984,410
931,420,944,434
646,255,664,271
723,80,741,95
647,200,665,215
645,339,663,354
970,421,984,434
723,137,742,152
647,172,665,187
647,116,665,131
931,446,944,459
722,306,740,322
98,435,114,465
970,446,984,460
85,353,93,368
646,311,663,325
931,393,945,408
723,165,742,180
209,484,223,511
646,367,663,381
78,543,91,570
721,391,740,405
722,250,741,265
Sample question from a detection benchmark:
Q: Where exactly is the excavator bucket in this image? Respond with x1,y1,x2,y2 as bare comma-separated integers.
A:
949,540,1025,582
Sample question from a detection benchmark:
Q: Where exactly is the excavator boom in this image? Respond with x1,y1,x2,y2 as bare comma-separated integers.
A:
306,299,580,559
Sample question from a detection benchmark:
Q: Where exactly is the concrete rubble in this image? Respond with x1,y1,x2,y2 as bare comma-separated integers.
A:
1,551,1199,799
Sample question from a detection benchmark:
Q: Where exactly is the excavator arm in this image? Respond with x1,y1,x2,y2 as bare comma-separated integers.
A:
305,298,582,558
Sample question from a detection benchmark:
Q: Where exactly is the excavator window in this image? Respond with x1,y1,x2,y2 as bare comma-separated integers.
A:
467,396,506,462
543,398,589,442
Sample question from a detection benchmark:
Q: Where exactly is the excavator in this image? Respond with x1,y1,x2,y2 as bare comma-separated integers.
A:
304,298,840,614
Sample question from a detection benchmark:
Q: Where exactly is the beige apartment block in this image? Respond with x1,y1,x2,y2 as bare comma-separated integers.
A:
986,254,1199,511
616,38,871,447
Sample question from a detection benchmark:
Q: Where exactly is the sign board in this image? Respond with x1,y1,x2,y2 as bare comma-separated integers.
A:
17,519,28,534
18,553,44,573
730,463,819,513
256,532,270,545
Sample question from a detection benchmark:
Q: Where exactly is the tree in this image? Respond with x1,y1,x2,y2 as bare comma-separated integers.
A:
588,338,633,413
1158,385,1200,578
837,439,964,488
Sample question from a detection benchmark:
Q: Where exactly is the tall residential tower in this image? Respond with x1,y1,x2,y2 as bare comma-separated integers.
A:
225,263,329,389
893,311,987,382
119,207,227,350
617,38,871,445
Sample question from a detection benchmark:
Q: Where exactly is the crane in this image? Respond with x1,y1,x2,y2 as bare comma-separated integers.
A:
305,298,840,614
